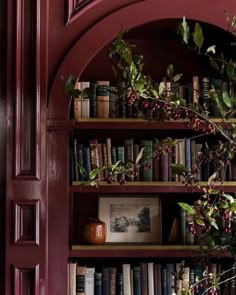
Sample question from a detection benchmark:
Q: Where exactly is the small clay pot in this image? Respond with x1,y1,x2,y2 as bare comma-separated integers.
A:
82,218,107,245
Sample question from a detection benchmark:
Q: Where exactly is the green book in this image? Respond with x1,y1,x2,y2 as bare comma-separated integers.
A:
139,140,153,181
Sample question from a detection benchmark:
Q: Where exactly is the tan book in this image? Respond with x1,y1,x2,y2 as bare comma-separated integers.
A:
74,81,82,120
192,76,199,109
96,80,110,118
68,262,77,295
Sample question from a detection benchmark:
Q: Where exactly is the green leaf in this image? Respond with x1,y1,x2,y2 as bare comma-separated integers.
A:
192,23,204,49
89,169,99,181
222,91,232,108
209,57,220,72
179,16,189,44
135,147,145,165
230,202,236,212
173,73,183,83
196,218,205,226
222,193,235,203
178,202,195,215
209,219,219,230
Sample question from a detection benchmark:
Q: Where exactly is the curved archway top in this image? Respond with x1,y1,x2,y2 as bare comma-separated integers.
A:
48,0,235,119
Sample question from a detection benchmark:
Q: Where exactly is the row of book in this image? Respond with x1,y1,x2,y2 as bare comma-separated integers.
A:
68,260,236,295
70,137,236,183
72,78,236,120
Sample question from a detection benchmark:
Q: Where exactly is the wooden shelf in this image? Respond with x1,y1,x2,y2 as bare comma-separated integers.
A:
69,245,203,258
69,181,236,193
48,118,236,130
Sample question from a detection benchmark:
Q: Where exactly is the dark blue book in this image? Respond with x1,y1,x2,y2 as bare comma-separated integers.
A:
102,266,110,295
69,145,75,183
133,266,141,295
77,143,85,181
90,82,97,118
83,146,91,181
116,272,124,295
161,266,167,295
166,263,175,295
94,272,102,295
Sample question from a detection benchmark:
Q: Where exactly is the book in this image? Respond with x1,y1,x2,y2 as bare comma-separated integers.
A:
83,146,91,181
122,264,132,295
147,262,154,295
80,81,90,118
139,140,153,181
167,217,180,244
94,272,102,295
90,82,97,118
161,265,167,295
185,138,191,175
140,262,148,295
154,263,162,295
96,81,110,118
102,266,110,295
201,76,210,112
133,144,140,181
85,266,95,295
133,266,141,295
110,267,117,295
73,138,79,181
124,138,134,181
109,86,117,118
160,152,168,181
166,263,175,295
89,139,99,179
116,272,124,295
74,81,82,120
68,262,77,295
76,265,86,295
77,143,84,181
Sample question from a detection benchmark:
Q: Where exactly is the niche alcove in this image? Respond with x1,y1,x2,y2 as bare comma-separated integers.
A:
47,3,236,294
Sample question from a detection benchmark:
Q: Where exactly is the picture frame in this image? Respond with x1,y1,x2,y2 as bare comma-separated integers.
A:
98,195,162,244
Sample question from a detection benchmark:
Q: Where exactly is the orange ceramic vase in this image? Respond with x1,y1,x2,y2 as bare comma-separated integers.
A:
82,218,107,245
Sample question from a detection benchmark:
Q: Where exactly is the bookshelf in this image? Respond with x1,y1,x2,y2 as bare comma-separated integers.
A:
46,5,236,295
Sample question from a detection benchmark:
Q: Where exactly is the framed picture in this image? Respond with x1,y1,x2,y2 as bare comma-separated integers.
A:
98,195,162,244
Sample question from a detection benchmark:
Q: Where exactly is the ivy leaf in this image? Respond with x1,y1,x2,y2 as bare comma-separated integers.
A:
192,23,204,50
178,202,195,215
171,164,187,175
209,57,220,72
89,169,99,181
209,219,219,230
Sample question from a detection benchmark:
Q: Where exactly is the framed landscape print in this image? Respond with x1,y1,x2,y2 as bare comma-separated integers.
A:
98,195,162,244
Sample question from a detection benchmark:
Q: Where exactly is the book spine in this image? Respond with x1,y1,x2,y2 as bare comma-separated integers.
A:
109,86,117,118
166,264,175,295
74,81,82,120
102,267,110,295
133,266,141,295
154,263,162,295
68,262,77,295
140,262,148,295
94,272,102,295
124,138,134,181
90,83,97,118
185,138,191,175
109,267,117,295
139,140,153,181
122,264,131,295
82,147,91,181
133,144,140,181
116,272,124,295
76,266,86,295
160,152,168,182
85,267,95,295
192,76,199,110
96,81,110,118
77,143,84,181
73,138,79,182
147,262,154,295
